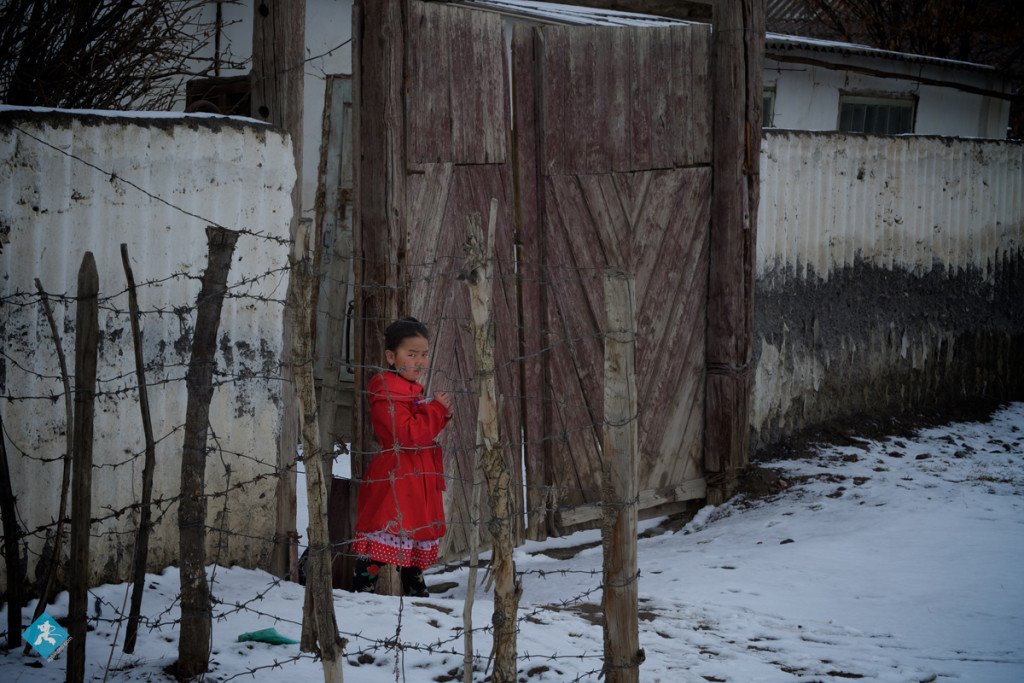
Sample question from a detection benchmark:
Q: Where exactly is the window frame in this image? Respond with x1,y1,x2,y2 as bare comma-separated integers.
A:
837,93,917,135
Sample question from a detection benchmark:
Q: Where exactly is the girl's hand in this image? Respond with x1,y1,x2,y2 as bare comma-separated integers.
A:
435,391,453,416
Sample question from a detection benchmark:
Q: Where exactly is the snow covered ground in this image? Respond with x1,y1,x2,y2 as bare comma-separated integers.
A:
3,403,1022,682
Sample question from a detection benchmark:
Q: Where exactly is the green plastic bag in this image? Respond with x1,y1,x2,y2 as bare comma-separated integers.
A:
237,627,299,645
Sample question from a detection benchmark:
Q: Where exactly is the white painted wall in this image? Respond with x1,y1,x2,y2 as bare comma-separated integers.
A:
0,109,295,589
756,131,1024,281
192,0,353,220
765,52,1010,138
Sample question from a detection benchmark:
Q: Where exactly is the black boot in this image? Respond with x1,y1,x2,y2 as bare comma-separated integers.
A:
400,566,429,597
352,559,384,593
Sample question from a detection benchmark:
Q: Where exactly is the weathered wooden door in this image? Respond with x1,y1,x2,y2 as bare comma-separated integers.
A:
513,24,712,537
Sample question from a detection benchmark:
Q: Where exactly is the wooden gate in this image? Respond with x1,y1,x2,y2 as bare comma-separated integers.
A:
357,1,713,555
513,24,712,537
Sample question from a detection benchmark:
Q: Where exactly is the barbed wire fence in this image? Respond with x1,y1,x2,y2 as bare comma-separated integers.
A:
0,118,659,682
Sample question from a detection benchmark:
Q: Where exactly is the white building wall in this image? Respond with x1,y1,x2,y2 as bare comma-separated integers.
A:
0,109,294,589
193,0,353,219
765,53,1010,138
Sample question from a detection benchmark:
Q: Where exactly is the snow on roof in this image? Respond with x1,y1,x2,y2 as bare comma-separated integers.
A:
454,0,684,27
455,0,995,72
0,104,269,126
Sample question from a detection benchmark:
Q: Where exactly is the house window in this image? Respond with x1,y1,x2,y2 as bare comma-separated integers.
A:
838,95,915,135
763,88,776,128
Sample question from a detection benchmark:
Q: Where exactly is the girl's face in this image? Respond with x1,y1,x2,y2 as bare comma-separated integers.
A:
385,335,430,383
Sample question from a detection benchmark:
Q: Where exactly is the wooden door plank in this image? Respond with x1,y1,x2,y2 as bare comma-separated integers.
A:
407,2,507,164
675,25,713,167
406,1,453,163
577,173,632,271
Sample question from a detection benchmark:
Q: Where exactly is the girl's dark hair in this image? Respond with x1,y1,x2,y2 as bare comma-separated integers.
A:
384,317,429,352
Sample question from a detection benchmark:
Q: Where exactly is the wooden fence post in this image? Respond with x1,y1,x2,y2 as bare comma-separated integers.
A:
120,244,157,655
176,227,238,678
0,409,22,649
707,0,765,503
24,280,75,654
601,268,642,683
292,225,345,683
462,199,520,682
67,252,98,683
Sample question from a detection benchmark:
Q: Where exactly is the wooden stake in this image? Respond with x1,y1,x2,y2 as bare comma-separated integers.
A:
293,224,346,683
462,198,521,682
119,244,157,655
460,201,498,683
176,228,238,678
0,409,22,649
462,446,483,683
67,252,98,683
23,279,74,653
601,268,642,683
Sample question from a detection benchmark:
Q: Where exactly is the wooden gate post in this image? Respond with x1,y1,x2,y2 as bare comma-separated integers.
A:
177,227,239,678
707,0,765,503
601,268,642,683
353,0,406,596
252,0,307,580
67,252,98,683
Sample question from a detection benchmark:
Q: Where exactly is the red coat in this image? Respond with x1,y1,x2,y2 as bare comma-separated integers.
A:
354,371,450,544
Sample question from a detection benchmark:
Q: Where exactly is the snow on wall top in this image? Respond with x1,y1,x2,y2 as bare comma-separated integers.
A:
0,103,271,125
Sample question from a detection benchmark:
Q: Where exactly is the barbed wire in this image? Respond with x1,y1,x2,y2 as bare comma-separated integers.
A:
3,124,660,682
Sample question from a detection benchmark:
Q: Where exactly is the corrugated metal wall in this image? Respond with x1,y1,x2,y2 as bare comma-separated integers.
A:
758,131,1024,283
0,110,295,590
753,131,1024,448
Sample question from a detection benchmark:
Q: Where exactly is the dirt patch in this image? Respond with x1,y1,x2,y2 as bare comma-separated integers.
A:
754,399,1010,464
736,465,792,500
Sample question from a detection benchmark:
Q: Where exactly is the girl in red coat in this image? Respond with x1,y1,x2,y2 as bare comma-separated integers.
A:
351,317,452,596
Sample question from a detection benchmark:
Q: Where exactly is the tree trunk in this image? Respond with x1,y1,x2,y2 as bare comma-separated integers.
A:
120,244,157,655
600,269,642,683
177,227,238,678
66,252,98,683
706,0,765,503
462,199,520,682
